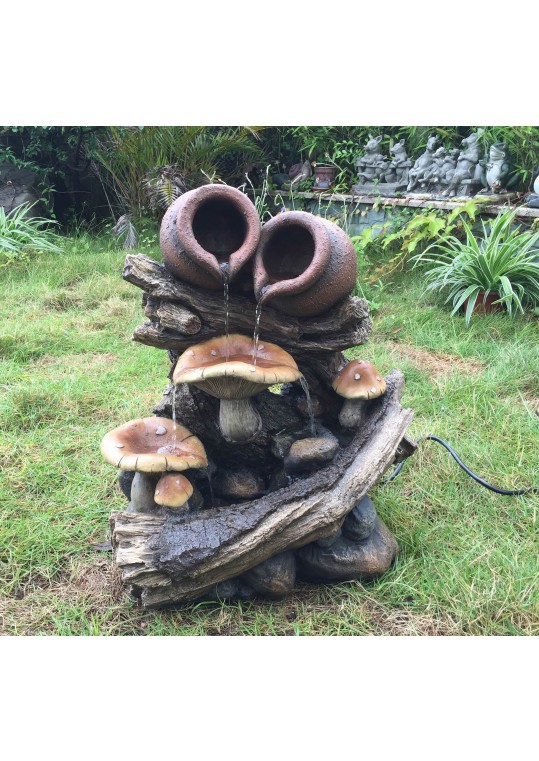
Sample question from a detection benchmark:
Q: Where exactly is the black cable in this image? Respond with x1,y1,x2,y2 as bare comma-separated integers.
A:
384,435,538,496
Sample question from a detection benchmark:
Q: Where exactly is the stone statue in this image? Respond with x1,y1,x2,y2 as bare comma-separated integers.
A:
480,142,518,194
406,135,442,192
415,146,447,189
288,159,312,186
439,149,460,186
272,160,312,189
443,129,485,197
384,139,412,186
355,135,389,185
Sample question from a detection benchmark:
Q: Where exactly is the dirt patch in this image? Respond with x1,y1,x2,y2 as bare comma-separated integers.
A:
358,595,462,636
522,394,539,415
512,393,539,417
33,352,119,372
381,341,485,380
42,288,100,312
0,557,129,635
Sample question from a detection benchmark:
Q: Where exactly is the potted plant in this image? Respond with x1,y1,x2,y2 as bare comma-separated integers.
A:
412,208,539,325
312,161,339,191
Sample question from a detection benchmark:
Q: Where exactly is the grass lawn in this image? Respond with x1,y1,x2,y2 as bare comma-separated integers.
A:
0,232,538,636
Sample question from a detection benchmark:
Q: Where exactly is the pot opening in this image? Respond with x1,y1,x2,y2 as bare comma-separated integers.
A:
192,199,247,261
263,225,315,282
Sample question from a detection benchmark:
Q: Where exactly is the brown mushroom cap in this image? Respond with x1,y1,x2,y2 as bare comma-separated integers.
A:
172,334,302,399
154,473,193,508
332,359,387,400
100,416,208,472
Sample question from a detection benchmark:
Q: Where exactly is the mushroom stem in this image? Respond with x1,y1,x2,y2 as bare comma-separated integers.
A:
219,398,262,442
338,399,368,429
128,472,158,513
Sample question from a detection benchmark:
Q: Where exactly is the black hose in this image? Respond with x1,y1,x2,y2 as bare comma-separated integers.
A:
383,435,538,496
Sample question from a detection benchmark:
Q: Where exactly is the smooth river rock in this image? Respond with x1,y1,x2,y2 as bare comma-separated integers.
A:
342,494,377,542
241,551,297,599
295,517,398,582
284,434,339,474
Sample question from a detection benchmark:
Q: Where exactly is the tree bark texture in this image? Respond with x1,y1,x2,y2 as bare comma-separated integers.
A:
124,254,372,355
111,370,413,608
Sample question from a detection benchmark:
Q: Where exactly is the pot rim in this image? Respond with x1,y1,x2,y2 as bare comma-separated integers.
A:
253,211,332,303
175,184,261,283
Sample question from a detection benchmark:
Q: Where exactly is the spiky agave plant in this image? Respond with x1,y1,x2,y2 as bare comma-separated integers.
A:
0,203,62,266
412,209,539,325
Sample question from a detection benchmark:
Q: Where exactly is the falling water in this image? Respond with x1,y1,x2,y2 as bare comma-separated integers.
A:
252,302,263,365
220,263,230,361
172,383,178,448
299,376,316,436
224,277,230,361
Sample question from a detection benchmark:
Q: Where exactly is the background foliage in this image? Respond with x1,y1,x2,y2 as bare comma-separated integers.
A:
2,126,538,226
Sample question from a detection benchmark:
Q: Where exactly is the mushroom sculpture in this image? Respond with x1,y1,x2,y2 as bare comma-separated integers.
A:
100,417,207,512
154,473,193,511
332,359,387,429
173,334,303,443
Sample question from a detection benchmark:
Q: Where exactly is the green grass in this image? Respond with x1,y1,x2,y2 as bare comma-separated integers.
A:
1,236,538,635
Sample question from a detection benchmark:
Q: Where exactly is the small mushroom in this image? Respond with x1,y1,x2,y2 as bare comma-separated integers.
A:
100,417,207,513
173,334,302,442
332,359,387,429
154,473,193,510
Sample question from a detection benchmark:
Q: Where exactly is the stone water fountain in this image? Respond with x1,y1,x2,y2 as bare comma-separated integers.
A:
103,184,414,608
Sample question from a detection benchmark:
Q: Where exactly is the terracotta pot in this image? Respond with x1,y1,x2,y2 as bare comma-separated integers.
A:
253,211,358,317
463,291,503,315
160,184,261,290
313,165,338,191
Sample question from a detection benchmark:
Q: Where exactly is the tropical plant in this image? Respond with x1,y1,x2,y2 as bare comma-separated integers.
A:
363,199,482,279
92,126,265,217
141,165,189,211
412,208,539,325
0,203,62,266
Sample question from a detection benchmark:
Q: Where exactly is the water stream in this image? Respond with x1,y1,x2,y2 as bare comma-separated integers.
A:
220,263,230,360
252,302,263,365
299,376,316,436
172,383,178,448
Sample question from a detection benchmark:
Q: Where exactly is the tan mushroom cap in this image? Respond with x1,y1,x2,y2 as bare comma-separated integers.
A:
100,416,208,472
173,334,302,399
154,473,193,508
332,359,387,400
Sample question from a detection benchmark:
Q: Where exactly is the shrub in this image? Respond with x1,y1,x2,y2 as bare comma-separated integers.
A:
0,203,62,266
412,209,539,324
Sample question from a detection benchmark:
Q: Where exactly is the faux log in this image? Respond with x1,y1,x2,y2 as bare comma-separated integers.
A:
124,254,372,354
111,369,413,608
145,301,202,335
